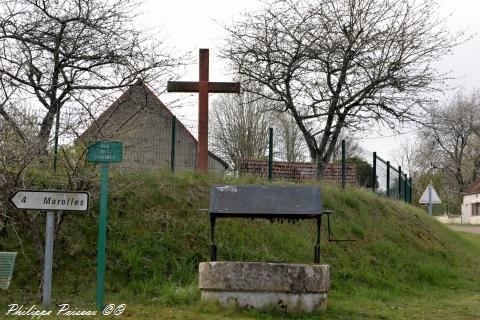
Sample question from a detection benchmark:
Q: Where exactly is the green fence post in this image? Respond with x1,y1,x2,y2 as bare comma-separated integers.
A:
404,173,408,202
372,152,377,192
405,176,409,203
386,161,390,197
268,127,273,181
398,166,402,200
341,139,346,190
171,116,176,172
409,177,413,203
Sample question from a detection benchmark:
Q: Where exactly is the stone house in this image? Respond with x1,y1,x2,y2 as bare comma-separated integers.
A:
461,179,480,224
78,81,228,174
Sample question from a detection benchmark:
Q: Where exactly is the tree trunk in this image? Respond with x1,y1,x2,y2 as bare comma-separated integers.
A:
38,110,56,156
315,155,326,180
314,117,346,181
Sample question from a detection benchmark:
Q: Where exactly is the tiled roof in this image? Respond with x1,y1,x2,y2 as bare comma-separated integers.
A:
464,178,480,194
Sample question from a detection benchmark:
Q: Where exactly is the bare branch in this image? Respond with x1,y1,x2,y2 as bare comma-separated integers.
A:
222,0,467,178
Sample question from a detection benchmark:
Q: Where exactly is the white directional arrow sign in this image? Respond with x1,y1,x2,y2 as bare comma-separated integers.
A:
9,190,89,211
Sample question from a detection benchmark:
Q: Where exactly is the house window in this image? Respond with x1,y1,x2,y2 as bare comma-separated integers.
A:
472,203,480,216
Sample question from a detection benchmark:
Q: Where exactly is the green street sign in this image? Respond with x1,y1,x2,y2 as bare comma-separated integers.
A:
86,141,123,309
87,142,123,163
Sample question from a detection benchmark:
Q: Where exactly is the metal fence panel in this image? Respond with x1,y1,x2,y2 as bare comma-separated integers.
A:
375,157,388,196
0,252,17,289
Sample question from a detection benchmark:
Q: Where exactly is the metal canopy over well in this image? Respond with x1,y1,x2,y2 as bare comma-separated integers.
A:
209,185,323,219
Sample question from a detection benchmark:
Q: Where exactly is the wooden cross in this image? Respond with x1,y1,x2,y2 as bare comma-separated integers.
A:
167,49,240,173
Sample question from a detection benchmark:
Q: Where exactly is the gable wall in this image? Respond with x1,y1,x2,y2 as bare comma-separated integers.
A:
81,83,224,173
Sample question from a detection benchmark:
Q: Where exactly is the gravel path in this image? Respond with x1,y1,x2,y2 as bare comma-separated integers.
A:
448,225,480,234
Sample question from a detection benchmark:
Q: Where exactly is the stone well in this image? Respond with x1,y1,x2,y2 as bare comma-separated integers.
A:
199,262,330,313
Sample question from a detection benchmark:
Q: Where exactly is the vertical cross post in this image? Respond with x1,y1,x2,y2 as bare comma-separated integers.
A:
198,49,209,172
167,49,240,173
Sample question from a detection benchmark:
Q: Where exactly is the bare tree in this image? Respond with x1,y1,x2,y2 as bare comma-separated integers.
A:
391,138,418,177
210,92,272,170
330,133,363,161
416,90,480,198
0,105,38,169
275,112,306,162
223,0,465,178
0,0,182,156
0,0,184,294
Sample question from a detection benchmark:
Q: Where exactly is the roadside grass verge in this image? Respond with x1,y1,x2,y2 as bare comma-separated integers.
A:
1,169,480,318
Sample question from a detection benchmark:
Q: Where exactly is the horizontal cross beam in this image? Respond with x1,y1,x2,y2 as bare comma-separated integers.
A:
167,81,240,94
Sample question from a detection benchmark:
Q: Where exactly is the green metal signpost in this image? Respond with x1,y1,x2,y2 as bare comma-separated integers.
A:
87,141,122,310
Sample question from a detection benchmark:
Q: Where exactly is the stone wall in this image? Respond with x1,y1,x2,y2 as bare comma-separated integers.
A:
199,262,330,313
436,215,463,224
239,159,357,184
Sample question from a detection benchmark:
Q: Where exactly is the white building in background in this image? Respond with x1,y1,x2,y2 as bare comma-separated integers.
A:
461,179,480,224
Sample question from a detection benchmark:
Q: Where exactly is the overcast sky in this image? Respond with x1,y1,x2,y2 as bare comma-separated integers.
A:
140,0,480,167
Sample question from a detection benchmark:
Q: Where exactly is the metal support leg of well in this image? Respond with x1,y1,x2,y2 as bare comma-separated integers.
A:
314,216,321,264
210,215,217,261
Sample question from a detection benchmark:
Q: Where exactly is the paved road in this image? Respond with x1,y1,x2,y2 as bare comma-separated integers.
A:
448,226,480,234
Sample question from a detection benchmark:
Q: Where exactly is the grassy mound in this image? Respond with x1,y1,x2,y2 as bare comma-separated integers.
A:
2,170,480,318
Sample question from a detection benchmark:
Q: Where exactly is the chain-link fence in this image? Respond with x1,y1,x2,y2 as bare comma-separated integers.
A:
373,154,412,202
2,97,413,202
236,127,413,204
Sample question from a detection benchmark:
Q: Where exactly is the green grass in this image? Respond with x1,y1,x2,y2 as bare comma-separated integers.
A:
1,169,480,319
